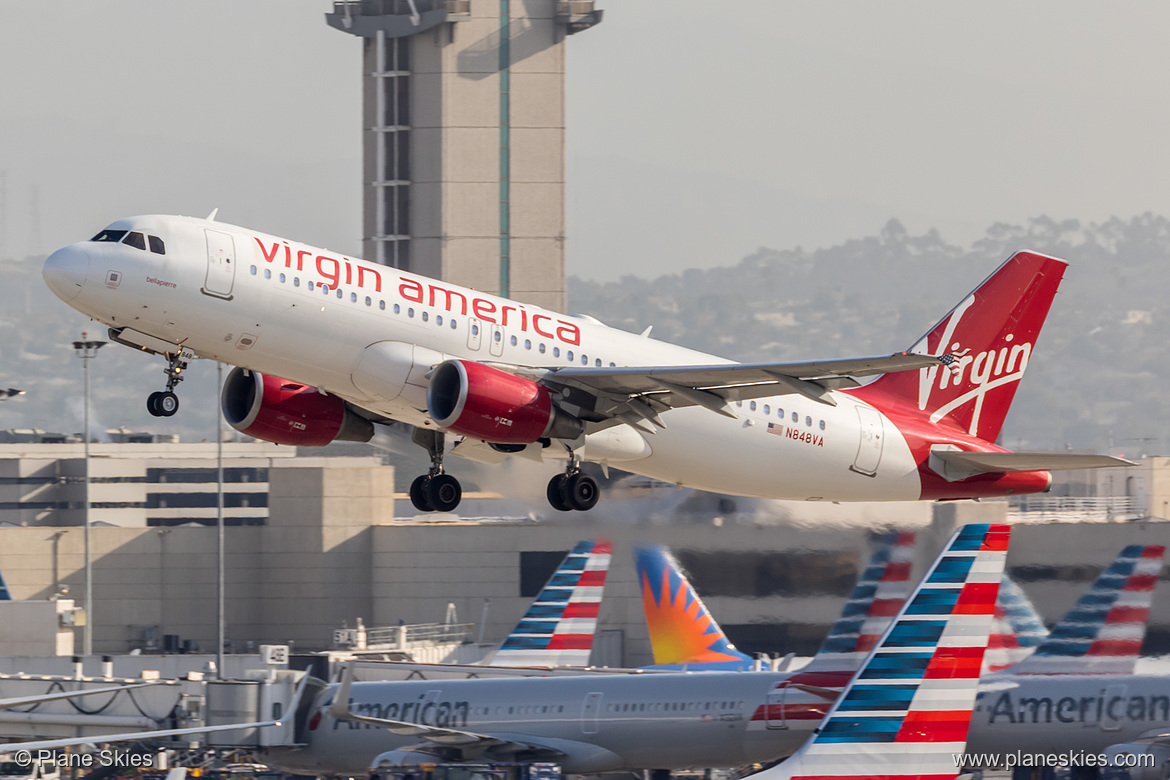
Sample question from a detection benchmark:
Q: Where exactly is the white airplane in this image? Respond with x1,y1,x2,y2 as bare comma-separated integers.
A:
43,215,1128,512
264,523,1008,776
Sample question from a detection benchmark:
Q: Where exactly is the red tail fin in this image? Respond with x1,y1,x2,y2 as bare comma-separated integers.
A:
854,252,1066,443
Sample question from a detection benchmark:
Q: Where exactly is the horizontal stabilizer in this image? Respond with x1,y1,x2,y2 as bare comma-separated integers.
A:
931,449,1133,482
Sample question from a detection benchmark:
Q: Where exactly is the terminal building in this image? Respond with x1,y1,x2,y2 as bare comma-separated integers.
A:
324,0,602,311
1,434,1169,664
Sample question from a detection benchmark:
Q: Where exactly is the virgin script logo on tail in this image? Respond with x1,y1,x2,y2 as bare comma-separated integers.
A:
914,297,1033,438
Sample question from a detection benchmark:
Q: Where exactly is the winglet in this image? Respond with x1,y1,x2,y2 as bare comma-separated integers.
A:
330,661,354,720
752,523,1010,780
206,207,219,222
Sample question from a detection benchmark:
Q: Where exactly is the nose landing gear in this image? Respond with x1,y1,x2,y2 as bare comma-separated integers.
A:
409,428,463,513
547,461,600,512
147,351,189,418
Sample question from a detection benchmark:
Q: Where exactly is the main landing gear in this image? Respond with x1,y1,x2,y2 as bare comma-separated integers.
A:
409,428,463,513
146,351,187,418
547,460,600,512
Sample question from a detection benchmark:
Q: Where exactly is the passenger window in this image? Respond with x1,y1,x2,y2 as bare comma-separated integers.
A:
122,231,146,250
279,273,286,283
539,343,546,354
567,351,574,362
750,401,757,411
249,265,257,275
350,292,356,303
394,304,400,314
365,296,372,306
294,277,300,287
820,420,826,430
436,315,443,326
581,354,588,365
91,229,127,242
472,324,479,336
553,347,560,358
337,288,343,299
307,281,315,291
422,311,429,322
595,358,601,367
806,416,812,426
493,331,501,342
525,339,531,350
264,269,271,279
408,308,415,317
791,411,798,422
777,408,784,418
763,404,770,414
510,335,517,346
380,300,386,310
148,235,165,254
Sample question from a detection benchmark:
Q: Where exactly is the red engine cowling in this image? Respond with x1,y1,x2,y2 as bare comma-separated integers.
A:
221,367,374,446
427,360,582,444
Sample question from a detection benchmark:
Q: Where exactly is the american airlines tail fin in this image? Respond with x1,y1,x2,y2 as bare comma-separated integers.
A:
852,251,1066,443
490,540,612,667
982,574,1048,674
1007,544,1164,676
0,566,10,600
751,523,1010,780
635,545,753,669
803,530,916,671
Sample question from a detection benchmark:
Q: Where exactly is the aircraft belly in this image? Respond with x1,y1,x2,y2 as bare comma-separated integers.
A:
611,403,921,501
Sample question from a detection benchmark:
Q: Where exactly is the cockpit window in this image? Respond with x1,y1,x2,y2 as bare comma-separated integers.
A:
122,231,146,250
148,235,165,255
91,229,127,242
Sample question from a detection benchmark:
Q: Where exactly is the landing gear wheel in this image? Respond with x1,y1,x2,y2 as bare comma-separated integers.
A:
157,391,179,417
146,392,163,417
426,473,462,512
564,473,600,511
546,474,572,512
409,475,435,512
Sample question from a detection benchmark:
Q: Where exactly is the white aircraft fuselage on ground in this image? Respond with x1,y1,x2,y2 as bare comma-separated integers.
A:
45,214,1096,512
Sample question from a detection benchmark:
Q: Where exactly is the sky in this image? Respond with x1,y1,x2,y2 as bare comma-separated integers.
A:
4,1,1170,280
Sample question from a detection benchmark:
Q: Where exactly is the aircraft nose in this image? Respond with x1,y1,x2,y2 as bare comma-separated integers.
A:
43,244,91,302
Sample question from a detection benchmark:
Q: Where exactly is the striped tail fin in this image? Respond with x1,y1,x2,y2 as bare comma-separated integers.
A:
753,523,1010,780
0,567,10,600
490,539,612,667
1007,544,1164,675
805,531,917,671
981,575,1048,674
635,545,753,669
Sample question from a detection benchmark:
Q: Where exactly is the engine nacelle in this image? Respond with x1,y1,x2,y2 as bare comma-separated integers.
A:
427,359,582,444
221,367,374,446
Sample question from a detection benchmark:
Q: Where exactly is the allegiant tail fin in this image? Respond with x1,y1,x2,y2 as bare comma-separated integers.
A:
635,545,753,669
852,251,1066,443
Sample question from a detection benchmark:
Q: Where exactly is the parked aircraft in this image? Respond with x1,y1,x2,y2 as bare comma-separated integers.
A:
488,539,612,667
259,524,1008,776
634,530,916,671
43,216,1129,512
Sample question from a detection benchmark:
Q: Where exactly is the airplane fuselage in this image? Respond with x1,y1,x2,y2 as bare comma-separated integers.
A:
43,214,1049,502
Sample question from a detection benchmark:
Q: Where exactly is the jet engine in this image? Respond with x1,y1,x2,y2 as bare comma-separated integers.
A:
221,367,374,446
427,359,582,444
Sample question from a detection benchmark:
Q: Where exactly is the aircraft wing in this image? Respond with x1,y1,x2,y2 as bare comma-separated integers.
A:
532,352,946,425
0,720,281,752
0,681,166,710
932,451,1135,473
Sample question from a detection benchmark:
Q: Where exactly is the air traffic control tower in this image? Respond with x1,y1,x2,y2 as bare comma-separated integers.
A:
325,0,602,312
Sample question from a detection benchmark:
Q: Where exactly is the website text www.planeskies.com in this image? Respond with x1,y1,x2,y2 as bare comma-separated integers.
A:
955,751,1154,771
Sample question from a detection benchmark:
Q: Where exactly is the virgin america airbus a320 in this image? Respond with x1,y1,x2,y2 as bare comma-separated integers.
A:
42,214,1126,512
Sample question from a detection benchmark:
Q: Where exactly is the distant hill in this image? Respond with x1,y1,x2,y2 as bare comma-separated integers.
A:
569,215,1170,454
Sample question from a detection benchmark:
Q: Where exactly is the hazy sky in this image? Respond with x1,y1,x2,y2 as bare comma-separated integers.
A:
4,2,1170,280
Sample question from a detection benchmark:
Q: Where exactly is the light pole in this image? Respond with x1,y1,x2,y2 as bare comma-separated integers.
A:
72,333,105,656
216,361,225,677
